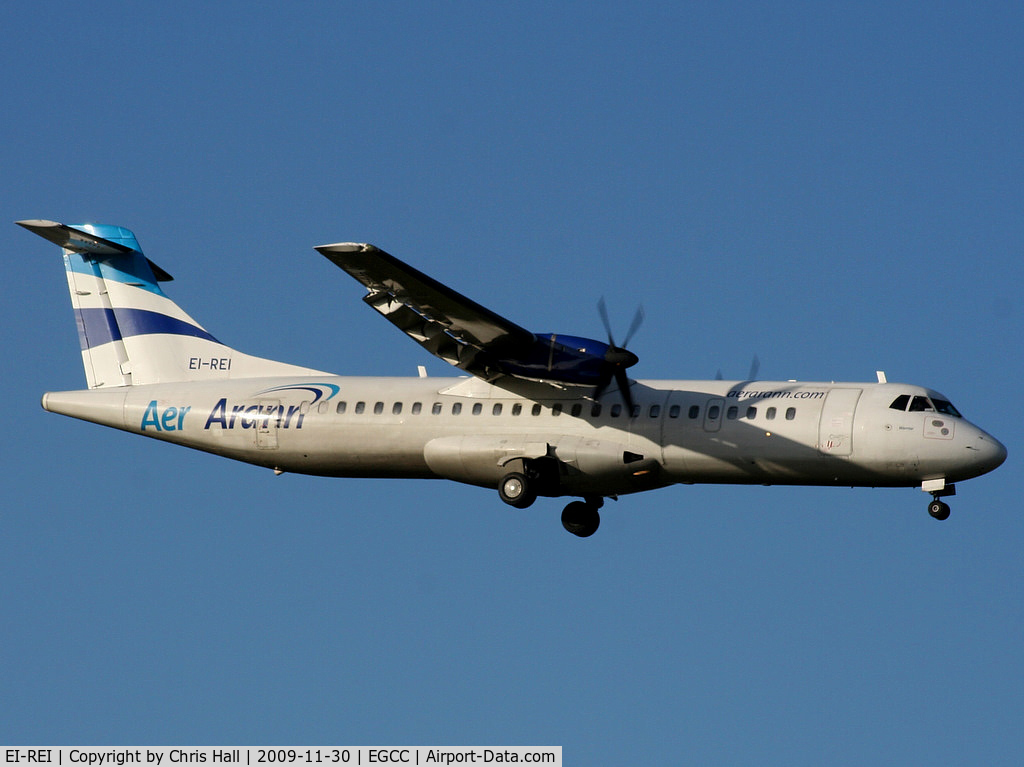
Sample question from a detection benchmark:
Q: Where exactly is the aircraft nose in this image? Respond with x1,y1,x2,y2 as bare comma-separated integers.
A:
970,431,1007,475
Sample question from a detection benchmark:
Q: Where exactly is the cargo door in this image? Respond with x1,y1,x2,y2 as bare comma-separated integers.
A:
817,388,862,456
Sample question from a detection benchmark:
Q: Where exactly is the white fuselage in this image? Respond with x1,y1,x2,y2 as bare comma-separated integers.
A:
42,375,1006,499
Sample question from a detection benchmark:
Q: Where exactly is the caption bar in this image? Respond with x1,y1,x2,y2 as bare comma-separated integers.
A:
2,749,561,767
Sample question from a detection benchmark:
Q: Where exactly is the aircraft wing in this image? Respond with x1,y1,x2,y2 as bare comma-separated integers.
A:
316,242,537,380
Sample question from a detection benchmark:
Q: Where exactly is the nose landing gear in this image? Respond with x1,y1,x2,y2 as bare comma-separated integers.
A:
924,481,956,521
928,498,951,520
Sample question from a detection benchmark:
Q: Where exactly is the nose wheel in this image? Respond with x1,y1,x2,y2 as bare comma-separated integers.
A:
928,498,951,521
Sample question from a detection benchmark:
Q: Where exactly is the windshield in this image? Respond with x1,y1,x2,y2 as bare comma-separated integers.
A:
932,398,962,417
889,393,962,417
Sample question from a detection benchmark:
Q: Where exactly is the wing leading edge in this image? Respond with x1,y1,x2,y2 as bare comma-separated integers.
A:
316,242,640,403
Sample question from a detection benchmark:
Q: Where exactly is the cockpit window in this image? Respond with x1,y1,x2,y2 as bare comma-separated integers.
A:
889,394,910,411
889,393,962,417
932,399,962,417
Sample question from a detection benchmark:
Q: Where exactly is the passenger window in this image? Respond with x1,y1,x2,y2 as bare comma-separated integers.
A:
591,403,602,417
552,404,563,416
492,403,503,416
355,401,365,414
392,402,402,415
532,404,542,416
318,401,329,414
452,402,462,415
650,405,661,418
688,405,700,419
611,404,622,418
909,396,934,412
431,402,442,415
631,404,641,417
727,406,738,420
889,394,911,411
300,401,311,415
746,407,757,419
336,401,347,415
571,403,582,417
373,402,384,415
472,403,482,415
766,407,776,420
512,403,522,416
669,405,680,418
708,405,720,419
785,407,796,420
411,402,422,415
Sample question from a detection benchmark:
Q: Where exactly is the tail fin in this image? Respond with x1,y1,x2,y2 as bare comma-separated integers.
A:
19,220,327,387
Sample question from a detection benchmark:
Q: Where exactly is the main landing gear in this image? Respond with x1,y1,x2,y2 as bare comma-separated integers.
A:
561,498,603,538
498,470,603,537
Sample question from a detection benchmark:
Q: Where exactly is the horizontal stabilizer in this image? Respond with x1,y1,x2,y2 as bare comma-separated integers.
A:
16,219,173,281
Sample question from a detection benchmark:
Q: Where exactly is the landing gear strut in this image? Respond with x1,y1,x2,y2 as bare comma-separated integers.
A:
561,498,603,537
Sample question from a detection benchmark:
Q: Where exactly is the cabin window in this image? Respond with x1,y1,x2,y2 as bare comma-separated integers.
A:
336,401,347,415
411,402,422,415
373,402,384,415
688,405,700,419
431,402,442,415
785,407,796,420
355,401,366,414
909,395,934,412
611,404,622,418
392,402,402,415
649,404,661,418
552,404,563,416
591,403,603,417
532,404,542,416
318,401,329,414
631,404,642,418
669,405,680,418
452,402,462,415
766,407,776,420
512,403,522,416
472,403,482,415
492,403,503,416
746,406,757,419
708,405,720,420
571,403,582,417
726,406,738,419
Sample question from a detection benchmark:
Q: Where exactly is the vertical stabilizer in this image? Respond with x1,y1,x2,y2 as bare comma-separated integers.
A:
19,220,328,387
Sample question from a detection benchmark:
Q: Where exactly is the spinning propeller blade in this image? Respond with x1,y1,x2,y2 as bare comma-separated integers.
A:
594,298,643,414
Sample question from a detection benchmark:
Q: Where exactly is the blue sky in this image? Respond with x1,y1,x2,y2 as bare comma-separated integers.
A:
2,1,1022,762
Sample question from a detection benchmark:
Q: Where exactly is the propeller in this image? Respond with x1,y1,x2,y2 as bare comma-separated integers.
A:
594,298,644,414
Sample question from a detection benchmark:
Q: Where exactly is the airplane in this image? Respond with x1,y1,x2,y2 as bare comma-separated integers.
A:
19,218,1007,537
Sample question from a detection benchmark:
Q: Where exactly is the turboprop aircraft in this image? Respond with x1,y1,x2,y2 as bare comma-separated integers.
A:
19,219,1007,536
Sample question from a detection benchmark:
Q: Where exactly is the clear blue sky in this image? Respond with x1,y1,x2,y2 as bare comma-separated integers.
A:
3,1,1022,763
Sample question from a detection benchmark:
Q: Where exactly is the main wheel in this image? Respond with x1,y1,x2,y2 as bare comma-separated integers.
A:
561,501,600,537
928,500,951,521
499,472,536,509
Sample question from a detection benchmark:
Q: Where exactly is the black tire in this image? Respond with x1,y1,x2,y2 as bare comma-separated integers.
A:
928,500,951,521
561,501,600,537
499,472,536,509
